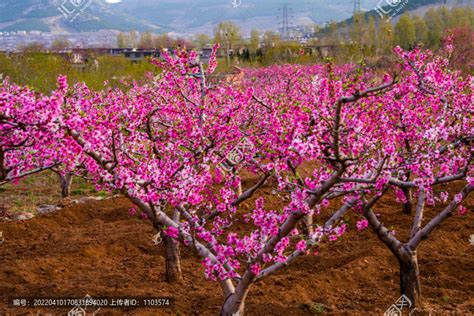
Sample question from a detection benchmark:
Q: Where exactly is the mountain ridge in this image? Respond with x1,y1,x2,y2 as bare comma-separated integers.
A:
0,0,469,34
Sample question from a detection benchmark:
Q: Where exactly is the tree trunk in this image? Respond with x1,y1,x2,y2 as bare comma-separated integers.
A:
237,182,243,197
220,293,247,316
161,232,182,282
301,214,314,236
59,172,73,199
398,253,420,309
402,187,413,215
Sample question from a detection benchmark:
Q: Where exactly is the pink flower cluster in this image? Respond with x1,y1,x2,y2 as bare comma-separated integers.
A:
1,44,471,288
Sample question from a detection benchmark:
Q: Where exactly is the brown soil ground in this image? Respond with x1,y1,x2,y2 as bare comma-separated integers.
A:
0,184,473,316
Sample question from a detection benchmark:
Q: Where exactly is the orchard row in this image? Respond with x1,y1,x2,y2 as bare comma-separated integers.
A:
0,44,472,315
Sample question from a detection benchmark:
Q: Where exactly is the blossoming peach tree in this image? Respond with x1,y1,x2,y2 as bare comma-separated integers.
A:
347,46,472,308
8,43,469,315
52,46,412,315
0,80,61,186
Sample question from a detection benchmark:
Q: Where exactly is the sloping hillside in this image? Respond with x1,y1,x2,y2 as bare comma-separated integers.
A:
0,0,168,33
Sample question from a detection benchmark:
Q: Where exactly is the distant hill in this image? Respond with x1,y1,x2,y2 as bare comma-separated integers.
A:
348,0,471,24
0,0,471,34
0,0,167,33
112,0,381,34
320,0,471,35
0,0,384,34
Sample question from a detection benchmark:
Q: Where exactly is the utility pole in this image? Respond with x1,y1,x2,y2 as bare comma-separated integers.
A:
282,3,289,39
353,0,361,15
225,32,232,65
279,3,291,39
